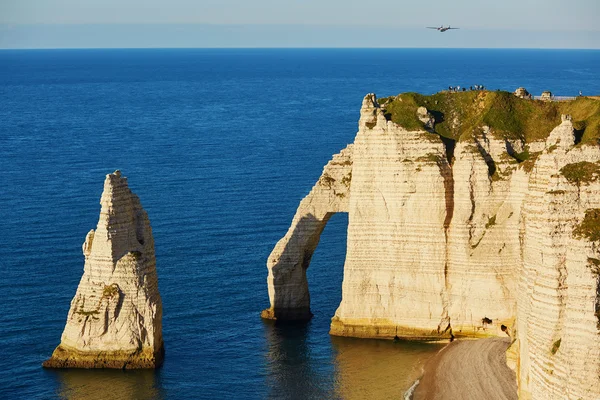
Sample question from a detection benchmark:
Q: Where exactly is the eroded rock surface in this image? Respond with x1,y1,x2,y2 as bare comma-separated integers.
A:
515,117,600,399
331,94,453,338
44,171,163,369
262,146,352,320
265,92,600,399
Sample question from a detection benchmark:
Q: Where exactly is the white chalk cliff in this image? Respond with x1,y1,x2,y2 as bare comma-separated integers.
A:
515,118,600,399
262,145,352,320
44,171,164,369
264,92,600,399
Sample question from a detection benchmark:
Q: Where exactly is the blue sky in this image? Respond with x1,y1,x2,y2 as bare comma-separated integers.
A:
1,0,599,48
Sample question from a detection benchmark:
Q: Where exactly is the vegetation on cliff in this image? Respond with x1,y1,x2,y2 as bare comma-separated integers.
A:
378,91,600,146
573,208,600,242
560,161,600,185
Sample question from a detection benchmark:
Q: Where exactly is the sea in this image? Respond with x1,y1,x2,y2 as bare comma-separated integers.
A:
1,48,599,400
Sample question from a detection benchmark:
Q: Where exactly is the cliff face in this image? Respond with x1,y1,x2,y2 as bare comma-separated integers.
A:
265,92,600,398
44,171,164,369
331,94,454,338
517,119,600,398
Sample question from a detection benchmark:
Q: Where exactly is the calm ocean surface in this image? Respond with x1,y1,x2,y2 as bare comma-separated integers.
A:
1,48,599,399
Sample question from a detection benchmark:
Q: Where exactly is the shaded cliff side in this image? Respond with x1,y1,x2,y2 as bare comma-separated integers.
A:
264,91,600,399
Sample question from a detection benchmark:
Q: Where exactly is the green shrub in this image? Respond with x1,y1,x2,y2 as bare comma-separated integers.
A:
573,209,600,242
560,161,600,185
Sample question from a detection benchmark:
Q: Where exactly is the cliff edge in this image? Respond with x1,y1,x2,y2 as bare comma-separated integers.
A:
44,171,164,369
264,91,600,399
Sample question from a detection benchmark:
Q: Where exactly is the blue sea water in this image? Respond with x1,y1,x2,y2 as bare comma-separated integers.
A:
0,48,599,400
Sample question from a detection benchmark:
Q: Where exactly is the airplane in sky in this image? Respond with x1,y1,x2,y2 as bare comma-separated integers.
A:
427,26,459,32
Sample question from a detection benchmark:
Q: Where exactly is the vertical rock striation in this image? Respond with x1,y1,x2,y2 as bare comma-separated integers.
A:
516,116,600,399
44,171,164,369
330,94,453,338
445,130,523,337
265,92,600,398
330,95,521,339
262,146,352,320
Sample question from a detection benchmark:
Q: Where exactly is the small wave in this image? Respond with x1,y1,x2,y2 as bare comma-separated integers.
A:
404,378,420,400
564,68,593,76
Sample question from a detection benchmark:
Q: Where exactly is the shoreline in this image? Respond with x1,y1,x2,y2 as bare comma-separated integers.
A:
404,340,452,400
411,337,517,400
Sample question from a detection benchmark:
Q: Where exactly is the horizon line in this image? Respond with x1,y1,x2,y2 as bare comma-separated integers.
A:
2,46,600,51
1,22,599,32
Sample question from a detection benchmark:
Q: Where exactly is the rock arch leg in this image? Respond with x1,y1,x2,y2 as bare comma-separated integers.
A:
262,145,353,321
262,213,334,320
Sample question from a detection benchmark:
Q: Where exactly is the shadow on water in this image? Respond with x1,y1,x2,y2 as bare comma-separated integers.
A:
262,317,445,400
262,319,337,400
330,336,446,400
46,368,165,400
260,211,444,399
260,212,348,399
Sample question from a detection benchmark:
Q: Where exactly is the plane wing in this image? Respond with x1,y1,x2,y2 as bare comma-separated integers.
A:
448,27,459,29
426,27,439,29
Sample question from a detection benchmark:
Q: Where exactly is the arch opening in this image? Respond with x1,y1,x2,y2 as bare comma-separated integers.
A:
306,212,348,322
261,211,348,321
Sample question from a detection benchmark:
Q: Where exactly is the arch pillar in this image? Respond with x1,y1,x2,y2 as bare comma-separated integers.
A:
261,145,352,321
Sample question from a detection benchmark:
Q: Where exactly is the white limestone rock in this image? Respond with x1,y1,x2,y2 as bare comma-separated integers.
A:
446,129,522,338
417,106,436,130
515,119,600,399
262,145,353,320
265,93,600,398
331,94,453,338
514,87,532,99
44,171,164,369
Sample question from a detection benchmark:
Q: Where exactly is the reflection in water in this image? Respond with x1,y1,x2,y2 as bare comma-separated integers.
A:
50,368,164,400
263,318,445,400
331,337,445,400
263,320,337,399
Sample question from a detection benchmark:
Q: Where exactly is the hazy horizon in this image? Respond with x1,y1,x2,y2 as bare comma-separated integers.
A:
1,24,599,50
1,0,598,49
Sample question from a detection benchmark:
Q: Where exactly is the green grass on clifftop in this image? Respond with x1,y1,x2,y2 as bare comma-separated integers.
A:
379,91,600,145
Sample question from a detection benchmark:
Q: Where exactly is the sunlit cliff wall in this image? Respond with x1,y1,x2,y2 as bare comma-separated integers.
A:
264,91,600,399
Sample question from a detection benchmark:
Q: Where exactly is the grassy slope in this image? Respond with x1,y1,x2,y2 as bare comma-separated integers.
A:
378,91,600,146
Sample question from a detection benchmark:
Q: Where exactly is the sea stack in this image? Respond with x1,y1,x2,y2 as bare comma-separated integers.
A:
44,171,164,369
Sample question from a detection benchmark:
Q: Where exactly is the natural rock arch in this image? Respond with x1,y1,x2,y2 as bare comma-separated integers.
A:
264,92,600,399
261,146,353,321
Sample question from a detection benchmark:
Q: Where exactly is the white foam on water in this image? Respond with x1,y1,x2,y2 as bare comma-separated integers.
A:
404,378,420,400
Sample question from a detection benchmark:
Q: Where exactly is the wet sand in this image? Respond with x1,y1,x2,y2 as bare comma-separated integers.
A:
413,337,517,400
